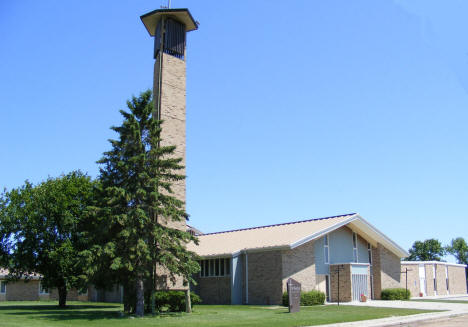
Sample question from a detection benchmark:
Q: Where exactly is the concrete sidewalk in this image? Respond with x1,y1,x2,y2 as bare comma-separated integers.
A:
309,295,468,327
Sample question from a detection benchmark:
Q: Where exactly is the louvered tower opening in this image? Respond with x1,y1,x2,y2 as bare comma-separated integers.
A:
154,18,186,60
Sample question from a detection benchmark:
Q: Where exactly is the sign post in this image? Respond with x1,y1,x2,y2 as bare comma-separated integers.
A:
286,278,301,313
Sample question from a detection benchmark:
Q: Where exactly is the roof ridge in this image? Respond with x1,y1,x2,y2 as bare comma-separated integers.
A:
200,213,357,237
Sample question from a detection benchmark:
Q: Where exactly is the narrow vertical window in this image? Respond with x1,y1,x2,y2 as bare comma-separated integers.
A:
225,258,230,276
368,243,372,264
324,234,329,264
215,258,220,276
0,281,6,294
200,260,204,277
204,260,209,277
209,259,214,276
325,275,330,302
445,265,449,292
352,232,358,262
39,282,49,295
433,265,437,292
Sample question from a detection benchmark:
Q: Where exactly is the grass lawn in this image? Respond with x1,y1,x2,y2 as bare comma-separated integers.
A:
0,301,435,327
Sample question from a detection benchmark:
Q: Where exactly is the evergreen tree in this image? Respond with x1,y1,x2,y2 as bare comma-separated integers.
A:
0,171,94,307
90,90,199,316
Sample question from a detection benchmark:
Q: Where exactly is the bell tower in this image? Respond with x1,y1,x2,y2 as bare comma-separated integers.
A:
141,9,198,231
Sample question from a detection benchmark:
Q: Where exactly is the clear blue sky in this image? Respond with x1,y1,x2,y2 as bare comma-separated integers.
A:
1,1,467,261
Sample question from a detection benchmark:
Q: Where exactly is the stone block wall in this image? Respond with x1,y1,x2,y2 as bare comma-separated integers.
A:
281,241,316,293
448,266,467,295
400,264,421,297
435,264,448,295
330,264,351,302
247,251,283,305
153,53,187,228
425,264,435,296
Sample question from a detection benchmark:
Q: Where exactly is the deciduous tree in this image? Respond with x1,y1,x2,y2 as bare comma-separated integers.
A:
406,239,445,261
0,171,94,307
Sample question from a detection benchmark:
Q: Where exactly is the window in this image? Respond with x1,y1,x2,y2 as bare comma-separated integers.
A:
199,258,231,277
325,275,330,302
353,232,358,263
39,282,49,295
0,281,6,294
367,243,372,264
445,265,449,292
433,265,437,292
324,235,329,264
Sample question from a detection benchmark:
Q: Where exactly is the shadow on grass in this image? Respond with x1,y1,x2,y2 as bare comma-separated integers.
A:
0,304,122,321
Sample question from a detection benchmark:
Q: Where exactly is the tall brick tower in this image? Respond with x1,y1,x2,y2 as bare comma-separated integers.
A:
140,9,197,295
141,9,197,231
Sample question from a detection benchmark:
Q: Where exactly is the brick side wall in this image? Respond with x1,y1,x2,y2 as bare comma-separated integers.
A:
5,280,40,301
248,251,282,305
400,264,421,297
448,266,467,295
330,264,351,302
281,241,315,293
195,276,231,304
372,244,401,299
371,245,382,299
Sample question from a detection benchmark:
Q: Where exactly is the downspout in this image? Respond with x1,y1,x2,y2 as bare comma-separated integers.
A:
245,251,248,304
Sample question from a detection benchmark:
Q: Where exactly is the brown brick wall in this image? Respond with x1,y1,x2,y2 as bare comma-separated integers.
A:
247,251,283,305
194,276,230,304
4,280,40,301
372,243,401,299
281,241,315,293
448,265,467,295
330,264,351,302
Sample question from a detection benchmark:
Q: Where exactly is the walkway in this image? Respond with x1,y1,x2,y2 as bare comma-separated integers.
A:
310,294,468,327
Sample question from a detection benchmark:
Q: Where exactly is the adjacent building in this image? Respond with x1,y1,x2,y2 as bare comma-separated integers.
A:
400,261,467,297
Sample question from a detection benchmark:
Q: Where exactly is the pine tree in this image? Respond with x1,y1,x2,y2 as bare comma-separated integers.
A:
91,90,199,316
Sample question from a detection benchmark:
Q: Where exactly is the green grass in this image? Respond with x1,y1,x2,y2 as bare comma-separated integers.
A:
0,301,435,327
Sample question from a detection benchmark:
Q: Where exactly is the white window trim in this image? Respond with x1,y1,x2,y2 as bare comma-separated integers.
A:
324,234,330,264
0,281,6,294
39,281,49,295
353,232,358,263
368,242,372,265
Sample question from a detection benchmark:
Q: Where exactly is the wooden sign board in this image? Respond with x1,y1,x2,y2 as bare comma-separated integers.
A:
287,278,301,313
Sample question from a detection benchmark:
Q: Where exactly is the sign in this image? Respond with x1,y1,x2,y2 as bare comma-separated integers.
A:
287,278,301,313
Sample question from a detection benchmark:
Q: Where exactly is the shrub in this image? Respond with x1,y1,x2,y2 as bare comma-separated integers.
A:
381,288,410,300
282,290,326,306
153,291,202,312
301,290,326,305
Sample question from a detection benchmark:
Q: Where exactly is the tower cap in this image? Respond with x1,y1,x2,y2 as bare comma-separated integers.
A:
140,8,198,36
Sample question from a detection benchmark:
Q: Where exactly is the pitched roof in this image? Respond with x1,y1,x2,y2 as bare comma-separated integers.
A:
187,213,409,258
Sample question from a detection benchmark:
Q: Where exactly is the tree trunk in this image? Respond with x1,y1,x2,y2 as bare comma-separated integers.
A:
58,286,67,308
135,278,145,317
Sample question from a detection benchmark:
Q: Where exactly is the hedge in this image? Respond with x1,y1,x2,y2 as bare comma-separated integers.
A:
153,291,202,312
381,288,410,300
282,290,326,306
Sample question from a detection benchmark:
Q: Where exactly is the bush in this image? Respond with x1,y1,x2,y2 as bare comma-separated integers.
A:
381,288,410,300
282,290,326,306
153,291,202,312
301,290,326,305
